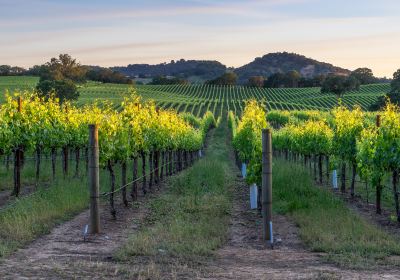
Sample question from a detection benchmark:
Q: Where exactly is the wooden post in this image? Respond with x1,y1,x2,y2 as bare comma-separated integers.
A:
141,152,147,194
121,161,128,207
376,115,382,214
131,156,138,201
13,97,23,197
17,96,22,112
262,129,273,242
88,124,100,234
376,114,381,127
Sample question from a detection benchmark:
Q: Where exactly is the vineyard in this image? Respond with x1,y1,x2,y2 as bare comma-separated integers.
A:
1,76,400,277
0,76,389,115
79,82,388,115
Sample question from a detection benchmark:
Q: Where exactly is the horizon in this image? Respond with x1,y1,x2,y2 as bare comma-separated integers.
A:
1,0,400,77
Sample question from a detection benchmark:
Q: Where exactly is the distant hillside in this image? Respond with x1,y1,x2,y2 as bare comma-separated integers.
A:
111,59,226,81
111,52,353,84
234,52,351,84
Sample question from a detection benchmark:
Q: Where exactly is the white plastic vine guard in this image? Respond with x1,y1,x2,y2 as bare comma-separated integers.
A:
332,170,338,189
241,163,247,178
250,183,258,209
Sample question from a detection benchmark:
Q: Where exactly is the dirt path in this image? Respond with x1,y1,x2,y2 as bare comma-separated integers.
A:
0,187,163,279
199,169,400,280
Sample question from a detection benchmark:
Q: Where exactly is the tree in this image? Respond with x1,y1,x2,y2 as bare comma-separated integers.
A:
0,65,26,76
36,79,78,103
350,68,376,85
264,71,302,88
36,54,85,103
86,67,133,84
391,69,400,94
264,73,286,88
285,70,301,87
248,76,264,87
206,72,237,86
298,74,326,87
27,65,49,76
370,69,400,110
0,65,11,76
321,75,360,98
41,54,87,83
149,76,188,85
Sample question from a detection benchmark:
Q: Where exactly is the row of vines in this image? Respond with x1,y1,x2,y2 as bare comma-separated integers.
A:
0,90,216,216
230,100,400,221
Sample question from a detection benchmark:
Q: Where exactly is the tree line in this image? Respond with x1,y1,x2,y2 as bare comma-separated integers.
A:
30,54,133,103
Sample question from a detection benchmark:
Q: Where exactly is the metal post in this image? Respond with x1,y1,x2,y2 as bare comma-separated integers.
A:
262,129,272,242
88,124,100,234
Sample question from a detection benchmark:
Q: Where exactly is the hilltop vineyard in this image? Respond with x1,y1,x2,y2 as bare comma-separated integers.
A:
0,77,388,115
83,83,388,115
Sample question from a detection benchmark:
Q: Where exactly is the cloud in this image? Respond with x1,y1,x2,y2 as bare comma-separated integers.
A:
0,0,306,29
73,41,184,54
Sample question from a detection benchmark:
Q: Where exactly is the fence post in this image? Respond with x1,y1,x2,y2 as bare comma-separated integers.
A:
14,97,23,197
88,124,100,234
262,129,272,242
375,115,382,214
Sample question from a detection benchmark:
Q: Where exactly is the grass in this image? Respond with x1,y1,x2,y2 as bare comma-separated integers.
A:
273,158,400,269
0,177,88,257
116,122,233,261
0,152,150,258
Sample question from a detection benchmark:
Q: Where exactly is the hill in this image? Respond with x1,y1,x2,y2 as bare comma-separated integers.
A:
234,52,351,84
111,59,226,82
111,52,352,84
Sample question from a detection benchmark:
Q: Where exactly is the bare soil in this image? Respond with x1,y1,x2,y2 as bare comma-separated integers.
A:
198,173,400,280
0,187,164,279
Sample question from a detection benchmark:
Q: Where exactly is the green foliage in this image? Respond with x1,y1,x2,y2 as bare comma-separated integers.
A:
86,67,133,84
0,90,211,168
232,100,268,163
149,76,188,85
357,103,400,183
227,110,237,138
0,65,26,76
263,71,325,88
266,110,291,127
35,54,87,103
41,54,87,83
350,68,376,85
206,72,237,86
371,69,400,110
271,120,333,159
321,75,360,97
36,79,79,103
247,76,264,87
332,105,365,163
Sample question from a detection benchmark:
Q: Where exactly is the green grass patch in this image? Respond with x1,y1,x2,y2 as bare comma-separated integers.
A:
0,178,89,257
116,123,233,260
274,159,400,269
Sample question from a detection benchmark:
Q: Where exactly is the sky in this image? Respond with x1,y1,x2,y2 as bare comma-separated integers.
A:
0,0,399,77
